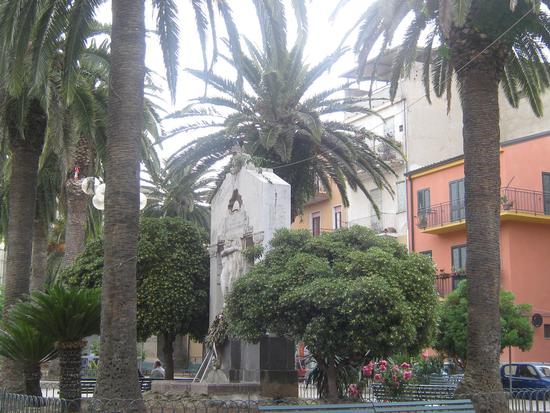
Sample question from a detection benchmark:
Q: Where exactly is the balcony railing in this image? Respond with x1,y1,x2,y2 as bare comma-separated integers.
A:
348,213,398,234
435,272,466,297
416,187,550,230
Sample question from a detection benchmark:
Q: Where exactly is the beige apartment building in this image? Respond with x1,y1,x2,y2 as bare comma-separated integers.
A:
293,51,550,247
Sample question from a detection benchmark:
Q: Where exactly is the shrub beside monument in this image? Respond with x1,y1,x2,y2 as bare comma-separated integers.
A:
225,226,438,398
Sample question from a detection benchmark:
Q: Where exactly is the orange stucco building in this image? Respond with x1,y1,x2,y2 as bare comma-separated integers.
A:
407,131,550,363
292,180,347,234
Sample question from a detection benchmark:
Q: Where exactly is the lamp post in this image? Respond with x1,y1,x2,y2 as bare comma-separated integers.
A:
81,177,147,211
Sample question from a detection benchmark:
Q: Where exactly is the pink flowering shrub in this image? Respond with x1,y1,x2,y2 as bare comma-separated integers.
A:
361,359,414,398
347,383,361,399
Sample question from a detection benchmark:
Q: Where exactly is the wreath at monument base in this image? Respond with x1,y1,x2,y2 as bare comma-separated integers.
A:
206,313,229,370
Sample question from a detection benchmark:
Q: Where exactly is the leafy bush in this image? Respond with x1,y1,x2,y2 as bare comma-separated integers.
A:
226,227,438,398
435,281,533,367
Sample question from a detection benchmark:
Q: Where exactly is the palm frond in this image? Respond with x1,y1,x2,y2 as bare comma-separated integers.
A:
153,0,179,101
11,285,101,343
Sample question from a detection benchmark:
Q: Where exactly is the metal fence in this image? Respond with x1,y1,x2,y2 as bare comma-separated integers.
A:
5,386,550,412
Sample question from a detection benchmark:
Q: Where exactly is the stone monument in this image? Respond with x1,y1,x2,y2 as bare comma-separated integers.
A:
205,152,297,398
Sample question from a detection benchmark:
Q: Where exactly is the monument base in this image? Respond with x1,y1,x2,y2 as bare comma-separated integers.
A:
152,381,262,400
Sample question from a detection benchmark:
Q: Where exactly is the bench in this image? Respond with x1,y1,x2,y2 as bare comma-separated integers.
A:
428,375,463,386
80,378,153,396
373,400,474,412
259,403,376,413
259,399,474,413
372,384,457,401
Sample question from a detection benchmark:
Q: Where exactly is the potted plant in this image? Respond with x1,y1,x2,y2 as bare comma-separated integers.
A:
500,195,513,210
417,214,428,229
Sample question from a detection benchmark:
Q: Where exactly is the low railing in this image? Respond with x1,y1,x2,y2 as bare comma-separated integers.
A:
416,187,550,230
348,213,399,234
501,187,549,215
5,386,550,412
435,272,466,297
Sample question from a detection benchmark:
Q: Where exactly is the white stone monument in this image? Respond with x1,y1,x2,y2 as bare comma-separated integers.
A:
209,154,291,320
206,153,297,397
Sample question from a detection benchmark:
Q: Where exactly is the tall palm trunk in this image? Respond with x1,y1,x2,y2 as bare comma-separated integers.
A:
455,54,508,411
0,99,47,392
95,0,145,402
31,215,48,290
62,136,93,269
58,340,86,409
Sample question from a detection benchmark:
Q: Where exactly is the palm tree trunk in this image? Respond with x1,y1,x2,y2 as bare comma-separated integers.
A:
0,99,47,392
23,362,42,397
58,340,86,411
31,215,49,290
62,182,91,269
62,136,93,269
455,66,508,412
162,333,175,380
95,0,145,402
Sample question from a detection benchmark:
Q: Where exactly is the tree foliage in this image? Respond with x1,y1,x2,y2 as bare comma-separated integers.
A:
166,0,398,220
435,281,534,365
226,226,438,365
61,217,209,342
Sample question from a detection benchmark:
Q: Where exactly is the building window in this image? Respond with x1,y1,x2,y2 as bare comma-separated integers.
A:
370,188,382,231
543,173,550,215
419,251,432,259
544,324,550,339
397,181,406,213
417,188,430,212
451,245,467,272
333,206,342,229
384,117,395,139
312,212,321,237
449,178,465,221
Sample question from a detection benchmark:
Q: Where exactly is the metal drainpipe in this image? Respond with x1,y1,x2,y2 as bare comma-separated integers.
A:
408,176,415,252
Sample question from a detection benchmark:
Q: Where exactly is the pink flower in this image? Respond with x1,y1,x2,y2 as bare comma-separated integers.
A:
400,362,411,370
379,359,388,366
379,364,387,372
362,365,373,377
403,371,413,381
392,365,400,372
374,373,384,382
422,353,429,360
392,375,399,383
348,384,360,398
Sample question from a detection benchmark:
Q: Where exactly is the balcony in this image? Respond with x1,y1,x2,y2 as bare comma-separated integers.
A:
416,187,550,234
348,213,399,235
304,178,329,206
435,272,466,297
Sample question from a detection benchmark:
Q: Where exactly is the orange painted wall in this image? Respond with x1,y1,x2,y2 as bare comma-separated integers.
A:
408,133,550,362
504,221,550,362
292,181,347,232
410,161,467,273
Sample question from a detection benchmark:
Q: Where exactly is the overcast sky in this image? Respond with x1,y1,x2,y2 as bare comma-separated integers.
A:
97,0,373,162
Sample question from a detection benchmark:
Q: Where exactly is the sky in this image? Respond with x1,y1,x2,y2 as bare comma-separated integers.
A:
96,0,374,163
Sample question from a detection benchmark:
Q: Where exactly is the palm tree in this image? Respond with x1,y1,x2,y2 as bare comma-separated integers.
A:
0,94,48,392
167,1,396,220
344,0,550,407
1,0,238,399
11,285,101,403
0,319,56,396
142,166,213,230
31,152,62,290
